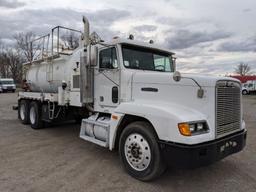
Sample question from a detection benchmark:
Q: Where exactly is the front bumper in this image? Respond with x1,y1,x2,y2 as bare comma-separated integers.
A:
3,87,15,90
159,130,247,168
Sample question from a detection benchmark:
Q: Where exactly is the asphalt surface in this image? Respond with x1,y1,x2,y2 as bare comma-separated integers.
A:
0,93,256,192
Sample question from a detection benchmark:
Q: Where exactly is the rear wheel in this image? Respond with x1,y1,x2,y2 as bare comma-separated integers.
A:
242,90,248,95
119,121,166,181
18,100,30,124
29,101,44,129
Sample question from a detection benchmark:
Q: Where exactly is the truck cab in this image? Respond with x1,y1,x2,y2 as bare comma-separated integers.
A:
79,37,246,179
242,80,256,95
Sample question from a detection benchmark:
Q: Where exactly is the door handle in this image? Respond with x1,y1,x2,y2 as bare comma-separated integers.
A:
112,86,118,103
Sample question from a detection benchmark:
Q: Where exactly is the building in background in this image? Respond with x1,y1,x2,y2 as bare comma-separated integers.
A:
230,75,256,83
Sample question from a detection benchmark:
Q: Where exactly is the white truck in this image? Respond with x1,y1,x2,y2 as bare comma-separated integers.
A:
242,80,256,95
17,16,247,181
0,78,16,93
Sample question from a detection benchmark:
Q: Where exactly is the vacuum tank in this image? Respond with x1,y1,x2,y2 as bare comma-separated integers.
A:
26,49,81,93
24,16,90,94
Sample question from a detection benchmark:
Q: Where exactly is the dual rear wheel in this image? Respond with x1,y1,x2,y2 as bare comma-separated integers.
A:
18,100,44,129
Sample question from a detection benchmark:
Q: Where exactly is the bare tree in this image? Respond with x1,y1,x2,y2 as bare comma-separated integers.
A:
0,41,9,78
0,38,24,82
6,48,23,82
234,62,251,76
14,32,38,63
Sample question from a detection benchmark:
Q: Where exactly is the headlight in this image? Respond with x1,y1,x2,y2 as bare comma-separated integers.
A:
178,121,209,136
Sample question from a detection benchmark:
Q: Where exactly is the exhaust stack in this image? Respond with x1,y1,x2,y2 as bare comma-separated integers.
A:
82,16,90,47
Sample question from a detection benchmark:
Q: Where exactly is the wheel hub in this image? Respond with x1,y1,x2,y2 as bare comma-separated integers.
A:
124,133,151,171
130,144,141,158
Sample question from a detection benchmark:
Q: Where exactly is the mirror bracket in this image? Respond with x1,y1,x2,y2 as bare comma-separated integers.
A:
173,71,204,98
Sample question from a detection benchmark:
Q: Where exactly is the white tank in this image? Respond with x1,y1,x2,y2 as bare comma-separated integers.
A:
26,49,81,93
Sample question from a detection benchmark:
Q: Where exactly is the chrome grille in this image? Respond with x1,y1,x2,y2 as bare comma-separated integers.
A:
216,80,241,138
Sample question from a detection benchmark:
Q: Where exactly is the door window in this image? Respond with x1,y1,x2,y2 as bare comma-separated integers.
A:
99,47,118,69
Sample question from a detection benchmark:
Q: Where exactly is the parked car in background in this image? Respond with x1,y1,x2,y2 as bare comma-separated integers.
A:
0,78,16,93
242,80,256,95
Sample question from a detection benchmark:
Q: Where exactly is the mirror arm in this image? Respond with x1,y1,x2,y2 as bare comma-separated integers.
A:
182,77,204,98
182,77,202,90
173,71,204,98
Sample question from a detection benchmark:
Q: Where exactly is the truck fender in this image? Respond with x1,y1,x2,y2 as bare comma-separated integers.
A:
109,101,209,150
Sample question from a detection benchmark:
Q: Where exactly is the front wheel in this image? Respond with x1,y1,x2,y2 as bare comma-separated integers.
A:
119,121,166,181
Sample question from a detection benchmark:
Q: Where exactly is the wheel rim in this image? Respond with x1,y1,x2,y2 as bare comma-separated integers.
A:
20,104,25,120
29,106,36,125
124,133,151,171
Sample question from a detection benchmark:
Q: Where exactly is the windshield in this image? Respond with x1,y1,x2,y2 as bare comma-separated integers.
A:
0,80,14,85
122,44,174,72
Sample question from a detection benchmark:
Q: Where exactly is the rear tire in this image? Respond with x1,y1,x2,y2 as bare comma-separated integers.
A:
29,101,44,129
18,100,30,124
119,121,166,181
242,90,248,95
75,115,83,124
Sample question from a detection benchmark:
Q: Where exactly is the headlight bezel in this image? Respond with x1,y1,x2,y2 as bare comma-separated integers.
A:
178,121,209,136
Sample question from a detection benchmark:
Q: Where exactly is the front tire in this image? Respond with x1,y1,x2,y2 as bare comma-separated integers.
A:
119,121,166,181
29,101,44,129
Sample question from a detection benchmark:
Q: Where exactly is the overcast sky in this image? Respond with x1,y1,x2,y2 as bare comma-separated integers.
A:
0,0,255,75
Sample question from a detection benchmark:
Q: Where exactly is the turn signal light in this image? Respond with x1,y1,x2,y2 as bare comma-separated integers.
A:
112,115,118,120
178,123,192,136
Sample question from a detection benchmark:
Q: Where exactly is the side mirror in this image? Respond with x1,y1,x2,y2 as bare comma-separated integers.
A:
173,71,181,82
87,45,98,66
172,56,177,71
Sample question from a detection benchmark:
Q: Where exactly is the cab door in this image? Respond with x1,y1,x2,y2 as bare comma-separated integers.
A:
94,47,120,113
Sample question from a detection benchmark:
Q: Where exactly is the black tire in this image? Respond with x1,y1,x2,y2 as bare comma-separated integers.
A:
43,121,51,128
75,115,83,124
18,100,30,124
29,101,44,129
242,90,248,95
12,90,15,93
119,121,166,181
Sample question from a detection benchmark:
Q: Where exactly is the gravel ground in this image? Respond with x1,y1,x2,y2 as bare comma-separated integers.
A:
0,93,255,192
